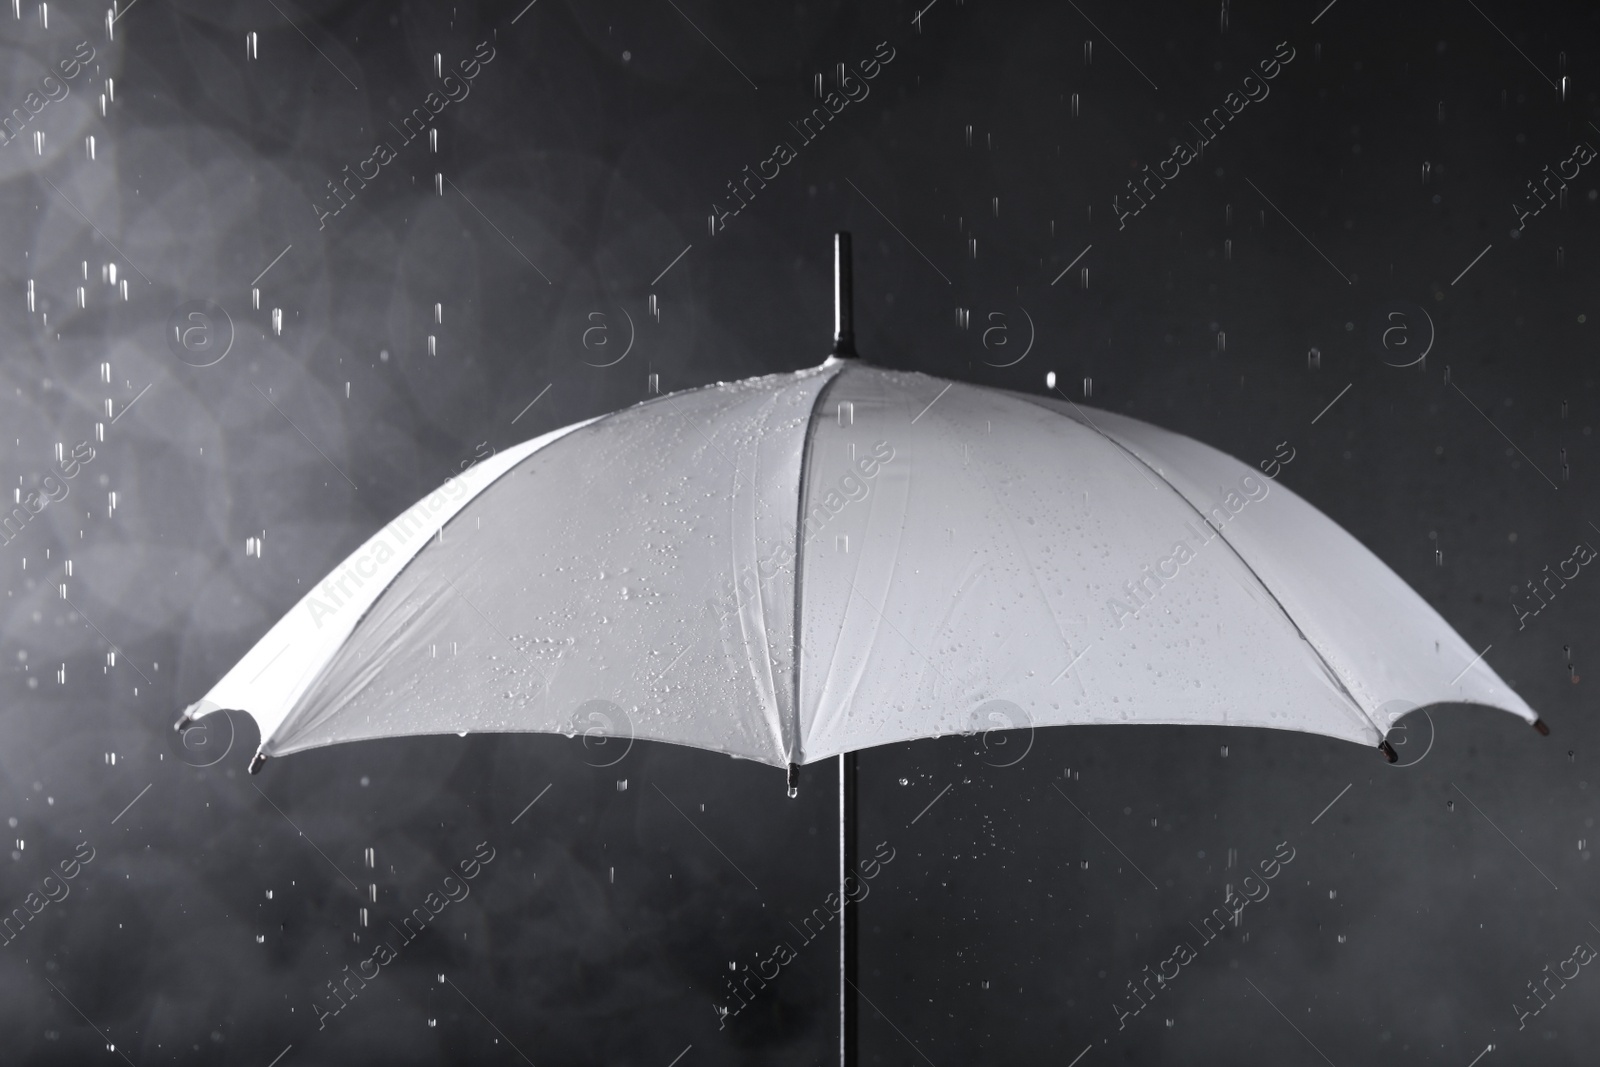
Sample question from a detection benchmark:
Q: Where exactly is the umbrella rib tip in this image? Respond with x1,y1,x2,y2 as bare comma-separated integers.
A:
1533,718,1551,736
1379,740,1398,763
248,752,269,775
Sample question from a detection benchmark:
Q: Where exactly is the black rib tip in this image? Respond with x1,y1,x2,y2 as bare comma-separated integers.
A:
1379,740,1399,763
173,713,192,732
786,762,800,798
1533,718,1550,736
248,752,268,775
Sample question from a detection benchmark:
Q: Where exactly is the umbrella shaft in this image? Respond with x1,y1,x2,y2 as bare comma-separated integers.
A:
840,749,858,1066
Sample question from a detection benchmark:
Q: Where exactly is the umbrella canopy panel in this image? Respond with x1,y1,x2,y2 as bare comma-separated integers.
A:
797,366,1386,760
183,360,1536,770
1022,398,1529,739
194,363,839,766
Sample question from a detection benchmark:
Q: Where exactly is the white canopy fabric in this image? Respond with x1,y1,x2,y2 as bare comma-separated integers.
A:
182,358,1538,770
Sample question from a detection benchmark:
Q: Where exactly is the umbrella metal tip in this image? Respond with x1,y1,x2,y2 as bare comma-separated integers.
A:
248,752,268,775
1533,718,1551,736
1379,740,1399,763
786,762,799,798
831,231,857,360
173,712,192,732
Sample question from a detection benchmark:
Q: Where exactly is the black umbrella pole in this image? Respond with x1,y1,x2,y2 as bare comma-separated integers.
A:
839,749,859,1066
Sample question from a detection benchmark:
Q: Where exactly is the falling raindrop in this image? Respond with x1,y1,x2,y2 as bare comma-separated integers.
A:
1220,745,1229,757
246,30,258,59
85,135,94,160
435,172,444,196
271,308,282,336
1045,371,1056,390
1070,92,1079,118
1446,799,1455,810
1084,40,1092,65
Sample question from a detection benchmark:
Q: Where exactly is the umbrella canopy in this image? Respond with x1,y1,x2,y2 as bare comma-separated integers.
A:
180,356,1539,773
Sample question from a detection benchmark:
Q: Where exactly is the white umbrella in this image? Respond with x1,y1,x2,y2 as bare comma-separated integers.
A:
179,233,1541,1063
178,243,1540,772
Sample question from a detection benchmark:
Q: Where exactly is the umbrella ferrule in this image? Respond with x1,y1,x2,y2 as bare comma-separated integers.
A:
831,231,857,359
248,751,269,775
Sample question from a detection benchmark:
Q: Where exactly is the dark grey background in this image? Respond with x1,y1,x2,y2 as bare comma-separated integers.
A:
0,0,1596,1062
